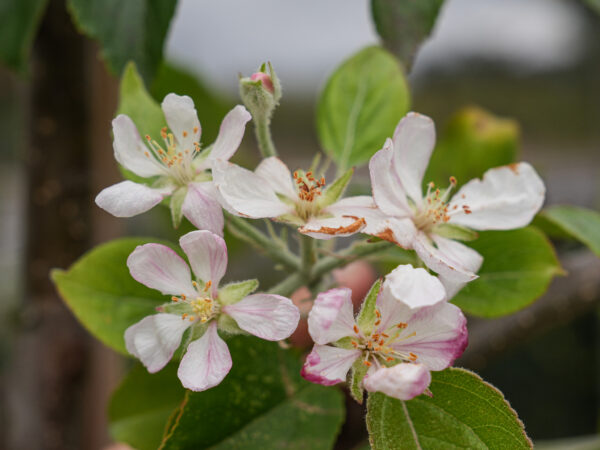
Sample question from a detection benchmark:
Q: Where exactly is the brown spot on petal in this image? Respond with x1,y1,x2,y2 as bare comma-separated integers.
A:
507,163,520,174
376,228,398,245
299,217,366,236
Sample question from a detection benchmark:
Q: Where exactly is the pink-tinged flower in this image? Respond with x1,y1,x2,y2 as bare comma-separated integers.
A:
95,93,251,235
124,230,299,391
366,112,545,292
213,156,385,239
301,265,467,401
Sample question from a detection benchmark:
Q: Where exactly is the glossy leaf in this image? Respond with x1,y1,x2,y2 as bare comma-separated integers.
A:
67,0,177,81
541,205,600,257
0,0,47,73
371,0,444,70
452,227,562,317
51,237,177,354
317,46,410,171
367,367,532,449
160,336,345,449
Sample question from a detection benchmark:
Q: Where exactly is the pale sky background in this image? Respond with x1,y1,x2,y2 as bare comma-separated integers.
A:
164,0,588,98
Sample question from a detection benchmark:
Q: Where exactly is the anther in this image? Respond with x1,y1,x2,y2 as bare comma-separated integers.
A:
409,352,418,361
397,323,407,329
183,131,188,138
353,325,360,334
171,296,179,302
363,360,372,367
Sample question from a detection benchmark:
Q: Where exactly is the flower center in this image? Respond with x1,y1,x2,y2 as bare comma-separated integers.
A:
170,280,220,323
351,309,419,368
143,126,201,185
412,176,470,231
293,170,325,221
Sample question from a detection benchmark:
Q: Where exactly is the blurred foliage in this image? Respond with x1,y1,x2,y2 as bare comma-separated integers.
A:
67,0,178,82
317,46,410,172
367,368,532,449
371,0,444,71
541,206,600,257
0,0,48,73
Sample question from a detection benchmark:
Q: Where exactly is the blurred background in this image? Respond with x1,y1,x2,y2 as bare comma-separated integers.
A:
1,0,599,448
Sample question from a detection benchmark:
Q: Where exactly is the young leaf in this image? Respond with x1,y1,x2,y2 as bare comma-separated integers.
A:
67,0,178,82
371,0,445,70
318,167,354,208
356,278,382,336
160,336,345,449
317,46,410,172
366,367,532,449
452,227,563,318
218,279,259,305
51,237,178,354
109,363,185,450
541,205,600,257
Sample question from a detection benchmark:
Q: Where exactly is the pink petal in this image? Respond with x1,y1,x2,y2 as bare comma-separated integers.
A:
95,181,173,217
301,345,361,386
432,236,483,299
127,243,197,298
254,157,296,200
212,160,293,218
177,321,232,391
448,162,545,230
307,288,357,345
161,93,201,153
363,363,431,400
369,139,412,217
391,112,436,207
179,230,227,296
222,294,300,341
112,115,164,178
392,301,468,371
125,313,191,373
182,182,225,236
206,105,252,163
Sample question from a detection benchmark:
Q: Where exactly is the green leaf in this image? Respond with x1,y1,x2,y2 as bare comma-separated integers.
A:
160,336,345,449
218,279,259,306
432,223,478,242
371,0,444,70
109,363,185,450
0,0,48,73
585,0,600,15
452,227,562,318
366,367,532,449
541,205,600,257
51,237,176,354
425,106,519,189
318,168,354,208
67,0,177,82
317,46,410,171
357,279,382,336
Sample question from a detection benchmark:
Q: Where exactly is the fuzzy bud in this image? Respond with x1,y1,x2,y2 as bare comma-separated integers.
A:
239,62,282,122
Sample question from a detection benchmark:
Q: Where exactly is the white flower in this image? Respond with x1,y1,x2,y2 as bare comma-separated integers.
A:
95,93,251,235
212,156,386,239
124,230,299,391
366,112,545,294
301,265,467,400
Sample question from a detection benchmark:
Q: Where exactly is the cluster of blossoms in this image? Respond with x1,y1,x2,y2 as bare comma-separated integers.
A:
98,69,545,399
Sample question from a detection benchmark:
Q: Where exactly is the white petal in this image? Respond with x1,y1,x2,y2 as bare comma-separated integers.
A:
324,196,389,236
222,294,300,341
161,93,201,153
392,301,468,371
177,321,232,391
433,236,483,299
448,162,545,230
374,217,418,249
369,139,412,217
112,115,163,178
182,182,225,236
392,112,436,206
413,232,478,283
207,105,252,163
307,288,357,345
212,161,293,218
127,243,197,298
125,314,191,373
95,181,173,217
301,345,361,386
299,215,366,240
179,230,227,296
254,157,296,200
364,364,431,400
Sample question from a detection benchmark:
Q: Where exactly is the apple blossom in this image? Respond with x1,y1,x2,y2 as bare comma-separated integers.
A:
124,230,299,391
301,265,467,401
95,93,251,235
366,112,545,293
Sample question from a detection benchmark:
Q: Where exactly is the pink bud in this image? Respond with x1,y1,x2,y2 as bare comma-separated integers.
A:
250,72,274,94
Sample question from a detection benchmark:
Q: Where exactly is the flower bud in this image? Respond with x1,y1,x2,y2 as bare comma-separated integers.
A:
239,62,282,122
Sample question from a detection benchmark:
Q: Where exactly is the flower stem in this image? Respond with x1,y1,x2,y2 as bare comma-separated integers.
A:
311,240,393,276
254,117,277,157
300,234,315,278
267,272,305,297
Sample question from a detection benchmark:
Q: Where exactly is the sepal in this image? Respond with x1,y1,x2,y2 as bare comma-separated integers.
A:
350,358,369,404
170,186,188,228
356,279,382,336
218,279,259,305
318,167,354,208
433,223,478,241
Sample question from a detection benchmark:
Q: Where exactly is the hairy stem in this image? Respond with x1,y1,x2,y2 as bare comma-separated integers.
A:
300,234,315,278
267,272,305,297
254,117,277,157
